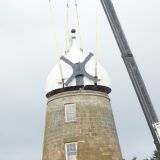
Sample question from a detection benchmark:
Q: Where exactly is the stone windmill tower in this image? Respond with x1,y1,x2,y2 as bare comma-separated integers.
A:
42,30,122,160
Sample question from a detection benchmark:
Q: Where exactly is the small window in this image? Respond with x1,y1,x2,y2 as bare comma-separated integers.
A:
65,142,77,160
65,103,76,122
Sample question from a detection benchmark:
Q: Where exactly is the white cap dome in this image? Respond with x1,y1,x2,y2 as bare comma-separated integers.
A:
46,40,111,96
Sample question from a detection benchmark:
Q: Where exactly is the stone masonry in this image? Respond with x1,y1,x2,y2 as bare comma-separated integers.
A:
42,90,122,160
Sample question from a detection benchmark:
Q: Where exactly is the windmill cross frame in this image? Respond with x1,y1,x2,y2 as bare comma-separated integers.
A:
60,53,97,86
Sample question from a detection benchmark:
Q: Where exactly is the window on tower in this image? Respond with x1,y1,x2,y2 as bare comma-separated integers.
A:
65,103,76,122
65,142,77,160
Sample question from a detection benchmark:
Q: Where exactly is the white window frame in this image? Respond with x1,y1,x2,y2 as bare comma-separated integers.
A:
65,142,77,160
65,103,76,122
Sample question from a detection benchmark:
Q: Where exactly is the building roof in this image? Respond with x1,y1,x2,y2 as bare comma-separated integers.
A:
46,39,111,95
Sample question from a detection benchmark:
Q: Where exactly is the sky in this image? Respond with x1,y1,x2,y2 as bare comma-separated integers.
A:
0,0,160,159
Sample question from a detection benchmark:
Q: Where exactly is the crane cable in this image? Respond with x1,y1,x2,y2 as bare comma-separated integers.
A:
95,0,100,83
48,0,64,87
75,0,83,51
48,0,61,60
65,0,70,53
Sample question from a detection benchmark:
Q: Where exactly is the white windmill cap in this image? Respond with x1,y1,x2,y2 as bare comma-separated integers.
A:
46,29,111,97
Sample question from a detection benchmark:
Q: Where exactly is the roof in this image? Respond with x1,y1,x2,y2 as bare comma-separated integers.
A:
46,40,111,94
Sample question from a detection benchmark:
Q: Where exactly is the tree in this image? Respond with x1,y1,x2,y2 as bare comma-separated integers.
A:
150,150,160,160
123,150,160,160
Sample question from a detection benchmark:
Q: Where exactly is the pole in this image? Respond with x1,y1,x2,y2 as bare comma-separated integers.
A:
100,0,160,151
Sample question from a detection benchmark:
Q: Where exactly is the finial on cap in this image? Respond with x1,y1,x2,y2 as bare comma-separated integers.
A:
71,28,76,39
71,28,76,34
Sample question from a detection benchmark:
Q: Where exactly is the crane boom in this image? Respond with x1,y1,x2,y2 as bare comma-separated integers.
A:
100,0,160,152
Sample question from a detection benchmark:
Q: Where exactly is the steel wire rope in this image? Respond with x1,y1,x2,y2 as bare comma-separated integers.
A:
65,0,70,53
48,0,64,87
75,0,83,51
95,0,100,83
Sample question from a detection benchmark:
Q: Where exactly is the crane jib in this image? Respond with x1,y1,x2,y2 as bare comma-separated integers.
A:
100,0,160,152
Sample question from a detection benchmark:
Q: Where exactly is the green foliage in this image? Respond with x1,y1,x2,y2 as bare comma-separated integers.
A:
124,150,160,160
150,150,160,160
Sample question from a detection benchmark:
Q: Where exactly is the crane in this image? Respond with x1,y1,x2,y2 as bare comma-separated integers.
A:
100,0,160,152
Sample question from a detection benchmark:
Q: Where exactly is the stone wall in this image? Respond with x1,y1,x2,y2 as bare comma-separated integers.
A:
42,90,122,160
